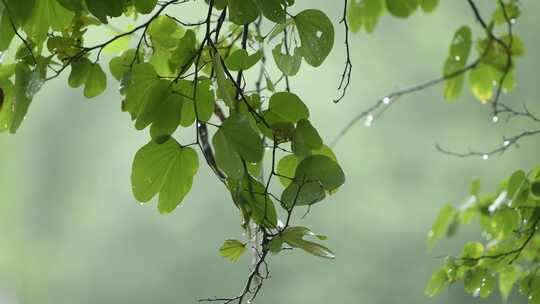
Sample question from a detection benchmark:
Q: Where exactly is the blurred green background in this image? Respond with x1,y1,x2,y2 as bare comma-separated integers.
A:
0,1,539,303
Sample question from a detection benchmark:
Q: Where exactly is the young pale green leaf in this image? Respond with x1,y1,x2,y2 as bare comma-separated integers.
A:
221,114,264,163
461,242,484,259
443,26,472,100
469,64,497,103
148,15,184,49
131,137,199,214
272,43,302,76
386,0,418,18
219,240,247,263
464,268,495,298
425,268,448,297
347,0,384,33
499,265,520,301
294,9,335,67
228,0,260,25
277,155,298,187
268,92,309,123
84,63,107,98
225,50,263,71
213,129,244,179
134,0,158,14
427,203,456,251
281,227,335,259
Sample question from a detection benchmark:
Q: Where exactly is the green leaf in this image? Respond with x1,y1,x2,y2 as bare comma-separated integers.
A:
0,11,15,51
56,0,83,11
268,92,309,123
469,64,497,103
386,0,418,18
461,242,484,259
499,265,520,301
0,79,14,132
220,114,264,163
425,268,448,297
85,0,125,23
281,227,335,259
84,63,107,98
292,119,323,156
443,26,472,100
347,0,384,33
124,63,160,118
10,63,33,133
68,58,92,88
491,209,519,239
24,0,74,43
135,80,172,130
277,155,298,187
419,0,438,13
464,268,495,298
427,203,456,251
272,43,302,76
134,0,158,14
131,137,199,214
109,49,137,81
149,94,182,139
237,176,278,228
194,79,216,122
219,240,247,263
213,52,236,109
281,180,326,208
228,0,259,25
170,30,197,74
225,50,262,71
213,129,244,179
294,9,335,67
148,15,184,49
295,155,345,191
254,0,286,23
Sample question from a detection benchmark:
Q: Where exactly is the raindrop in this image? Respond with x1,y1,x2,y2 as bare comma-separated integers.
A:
382,96,391,104
482,154,489,161
510,18,516,25
473,288,480,298
503,140,510,147
492,116,499,123
454,55,461,61
364,113,374,127
316,30,323,38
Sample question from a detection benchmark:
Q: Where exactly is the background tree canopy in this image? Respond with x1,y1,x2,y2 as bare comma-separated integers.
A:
0,0,539,303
